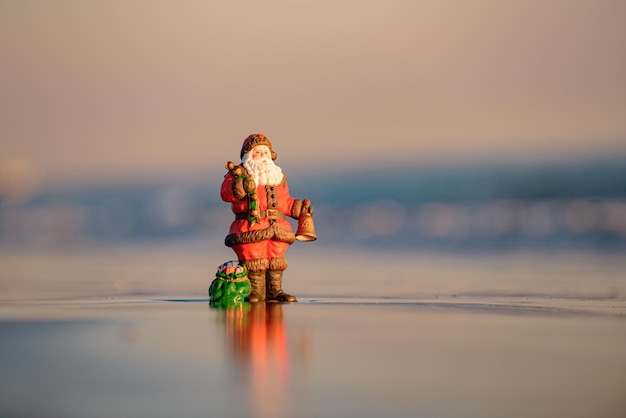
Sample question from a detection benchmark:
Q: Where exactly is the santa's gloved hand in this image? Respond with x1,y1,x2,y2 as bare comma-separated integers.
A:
243,178,256,193
302,199,314,216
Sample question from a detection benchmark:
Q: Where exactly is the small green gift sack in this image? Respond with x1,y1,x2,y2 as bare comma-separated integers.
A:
209,261,251,306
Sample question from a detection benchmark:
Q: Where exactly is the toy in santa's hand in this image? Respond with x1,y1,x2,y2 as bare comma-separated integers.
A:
220,133,316,303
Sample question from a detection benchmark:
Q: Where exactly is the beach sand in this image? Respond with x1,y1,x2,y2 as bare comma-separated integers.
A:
1,243,625,418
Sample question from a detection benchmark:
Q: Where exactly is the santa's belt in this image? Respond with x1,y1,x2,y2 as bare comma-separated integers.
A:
235,209,285,220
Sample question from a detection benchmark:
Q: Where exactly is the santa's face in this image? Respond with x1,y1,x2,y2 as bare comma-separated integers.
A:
242,145,283,186
250,145,272,163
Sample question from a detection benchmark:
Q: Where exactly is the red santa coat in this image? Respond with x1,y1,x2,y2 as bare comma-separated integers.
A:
221,172,299,271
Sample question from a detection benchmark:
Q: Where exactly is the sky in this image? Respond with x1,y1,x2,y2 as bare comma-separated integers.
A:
1,0,625,188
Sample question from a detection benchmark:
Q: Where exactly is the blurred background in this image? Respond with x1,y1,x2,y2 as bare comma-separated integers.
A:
1,1,626,297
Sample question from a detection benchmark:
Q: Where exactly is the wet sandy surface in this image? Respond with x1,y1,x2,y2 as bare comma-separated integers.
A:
1,245,626,417
2,296,626,418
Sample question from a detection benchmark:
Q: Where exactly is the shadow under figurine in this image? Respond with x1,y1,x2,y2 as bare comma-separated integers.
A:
220,133,316,303
209,260,251,308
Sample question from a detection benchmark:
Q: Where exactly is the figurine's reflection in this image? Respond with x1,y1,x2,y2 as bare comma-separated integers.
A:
213,302,310,418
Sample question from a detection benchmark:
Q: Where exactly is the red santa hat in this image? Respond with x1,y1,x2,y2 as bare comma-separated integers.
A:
240,134,278,160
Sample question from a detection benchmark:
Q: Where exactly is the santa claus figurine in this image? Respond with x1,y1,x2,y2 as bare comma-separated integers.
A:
221,134,315,302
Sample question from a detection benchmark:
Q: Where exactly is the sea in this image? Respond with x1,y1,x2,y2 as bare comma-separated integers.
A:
2,156,625,254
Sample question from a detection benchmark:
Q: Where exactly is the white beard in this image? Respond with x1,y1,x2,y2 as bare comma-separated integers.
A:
242,155,284,186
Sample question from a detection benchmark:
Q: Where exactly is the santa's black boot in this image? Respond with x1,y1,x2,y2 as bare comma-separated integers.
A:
246,271,266,302
266,270,297,302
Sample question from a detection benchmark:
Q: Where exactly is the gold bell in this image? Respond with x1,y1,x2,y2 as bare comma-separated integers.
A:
295,213,317,242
